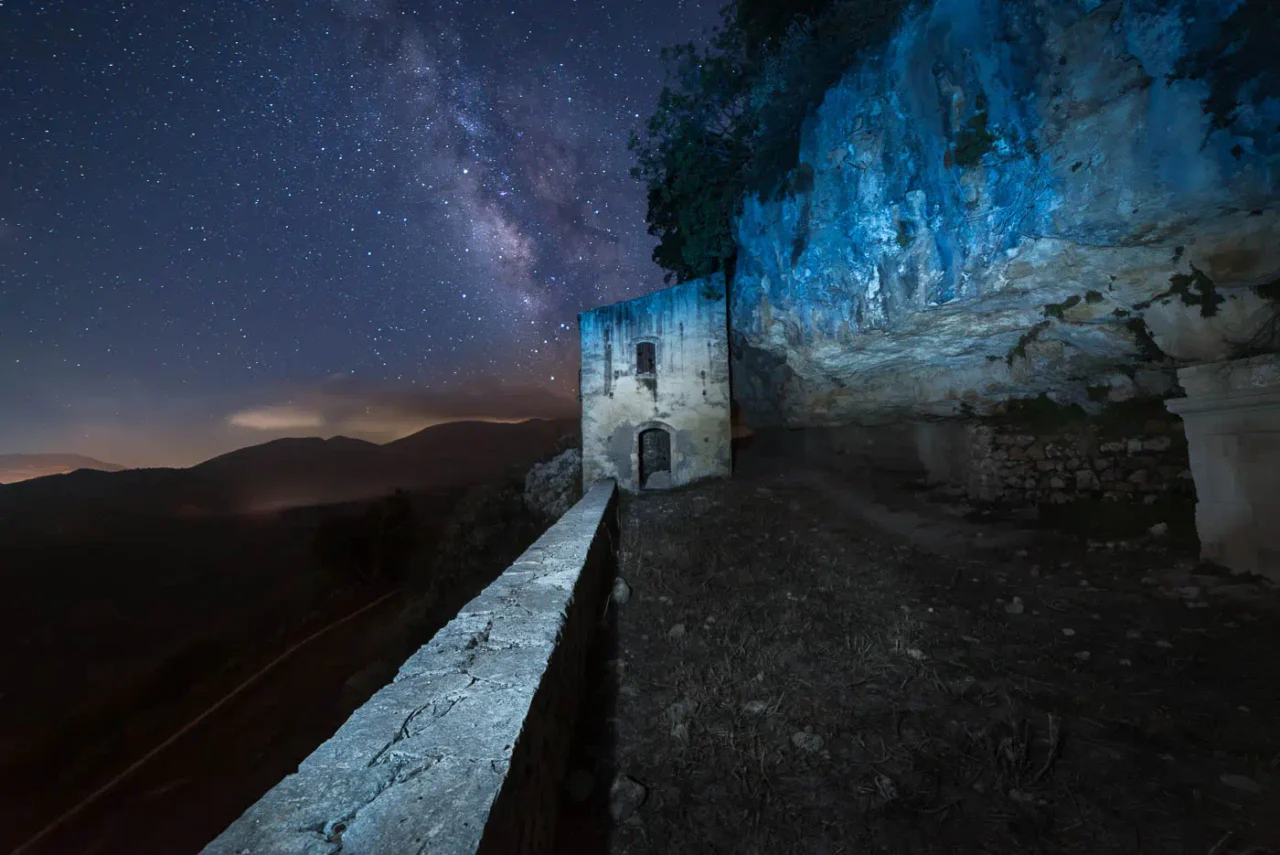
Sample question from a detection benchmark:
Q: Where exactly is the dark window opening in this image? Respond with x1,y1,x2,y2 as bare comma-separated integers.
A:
639,427,671,489
636,341,656,377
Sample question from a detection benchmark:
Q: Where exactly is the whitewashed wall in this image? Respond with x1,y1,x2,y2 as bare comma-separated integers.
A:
579,276,732,492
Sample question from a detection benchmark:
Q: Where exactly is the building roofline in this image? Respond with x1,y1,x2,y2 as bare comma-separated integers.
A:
577,274,722,319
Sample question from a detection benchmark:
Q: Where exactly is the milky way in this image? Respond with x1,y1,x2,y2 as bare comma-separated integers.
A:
0,0,718,464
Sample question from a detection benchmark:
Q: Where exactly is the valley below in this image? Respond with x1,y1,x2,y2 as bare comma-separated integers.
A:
0,419,573,853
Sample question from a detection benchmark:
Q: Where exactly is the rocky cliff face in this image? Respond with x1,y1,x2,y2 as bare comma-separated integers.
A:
730,0,1280,427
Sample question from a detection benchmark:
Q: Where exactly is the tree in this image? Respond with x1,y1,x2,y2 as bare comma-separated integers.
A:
630,0,909,284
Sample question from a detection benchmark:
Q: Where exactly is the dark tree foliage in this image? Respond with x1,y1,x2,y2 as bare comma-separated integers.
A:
734,0,838,56
1173,0,1280,135
630,0,909,283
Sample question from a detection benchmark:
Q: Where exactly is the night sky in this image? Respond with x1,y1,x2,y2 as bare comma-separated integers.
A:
1,0,718,466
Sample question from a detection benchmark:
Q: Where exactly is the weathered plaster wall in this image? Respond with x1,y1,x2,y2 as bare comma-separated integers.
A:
731,0,1280,428
201,480,619,855
580,275,732,492
1166,354,1280,580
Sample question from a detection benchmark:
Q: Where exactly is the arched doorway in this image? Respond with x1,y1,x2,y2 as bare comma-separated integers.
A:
638,426,672,489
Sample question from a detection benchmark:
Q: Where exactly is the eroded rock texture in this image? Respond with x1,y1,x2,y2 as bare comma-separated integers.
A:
731,0,1280,427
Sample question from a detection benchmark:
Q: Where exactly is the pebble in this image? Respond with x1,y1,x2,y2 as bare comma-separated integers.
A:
792,730,825,753
611,577,632,605
609,775,648,822
1074,651,1091,661
1220,773,1263,795
668,623,687,640
667,697,698,725
1004,596,1025,615
1062,628,1075,636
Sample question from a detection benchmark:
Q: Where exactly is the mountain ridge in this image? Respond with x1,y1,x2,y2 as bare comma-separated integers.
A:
0,417,578,528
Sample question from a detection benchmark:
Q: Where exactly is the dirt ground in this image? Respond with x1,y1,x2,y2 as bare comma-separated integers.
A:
602,468,1280,854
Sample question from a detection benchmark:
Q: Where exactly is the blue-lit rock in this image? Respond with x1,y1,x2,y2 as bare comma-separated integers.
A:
731,0,1280,426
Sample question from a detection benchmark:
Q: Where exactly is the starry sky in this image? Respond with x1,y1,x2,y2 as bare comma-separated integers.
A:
0,0,719,466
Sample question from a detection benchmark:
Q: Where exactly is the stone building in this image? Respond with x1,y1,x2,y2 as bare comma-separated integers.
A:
579,275,731,492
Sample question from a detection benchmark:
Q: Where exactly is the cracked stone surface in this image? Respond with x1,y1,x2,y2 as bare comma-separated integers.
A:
201,480,618,855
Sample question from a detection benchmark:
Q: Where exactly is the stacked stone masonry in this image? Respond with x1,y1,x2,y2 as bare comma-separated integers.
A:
965,421,1194,506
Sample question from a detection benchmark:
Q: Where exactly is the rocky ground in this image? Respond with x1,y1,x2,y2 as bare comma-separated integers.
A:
591,469,1280,854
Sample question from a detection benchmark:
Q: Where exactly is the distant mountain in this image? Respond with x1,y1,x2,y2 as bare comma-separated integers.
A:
0,454,127,485
0,418,579,532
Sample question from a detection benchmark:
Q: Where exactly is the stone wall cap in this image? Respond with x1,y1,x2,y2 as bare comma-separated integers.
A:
1175,354,1280,397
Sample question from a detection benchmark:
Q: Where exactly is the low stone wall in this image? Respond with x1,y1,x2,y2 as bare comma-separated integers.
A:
202,479,619,855
965,420,1194,506
739,409,1194,511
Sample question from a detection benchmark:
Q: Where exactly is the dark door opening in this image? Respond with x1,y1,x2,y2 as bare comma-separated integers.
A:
638,427,672,489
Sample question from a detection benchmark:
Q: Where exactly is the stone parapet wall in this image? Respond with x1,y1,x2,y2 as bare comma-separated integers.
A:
202,479,619,855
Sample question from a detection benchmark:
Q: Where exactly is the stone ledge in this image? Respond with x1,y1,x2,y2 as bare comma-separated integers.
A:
1175,354,1280,398
202,479,619,855
1164,387,1280,417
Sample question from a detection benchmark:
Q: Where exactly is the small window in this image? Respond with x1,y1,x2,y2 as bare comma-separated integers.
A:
636,341,656,377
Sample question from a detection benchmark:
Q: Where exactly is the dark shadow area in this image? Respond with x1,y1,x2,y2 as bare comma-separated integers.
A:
552,576,620,853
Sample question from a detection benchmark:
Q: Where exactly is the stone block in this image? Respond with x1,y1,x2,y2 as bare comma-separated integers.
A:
1166,354,1280,582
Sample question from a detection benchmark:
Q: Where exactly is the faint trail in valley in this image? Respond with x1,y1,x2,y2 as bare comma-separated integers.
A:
11,588,402,855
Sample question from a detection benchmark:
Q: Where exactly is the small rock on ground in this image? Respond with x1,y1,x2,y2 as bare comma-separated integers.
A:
610,775,648,822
